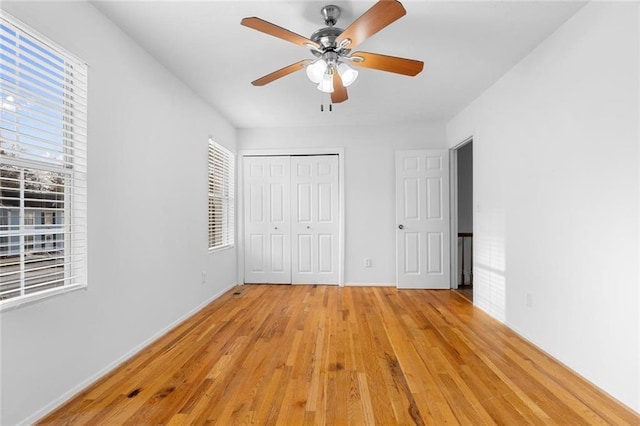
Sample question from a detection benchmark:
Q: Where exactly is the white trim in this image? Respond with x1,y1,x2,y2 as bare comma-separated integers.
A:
208,244,235,254
237,147,345,286
505,320,640,416
450,149,459,290
637,5,640,413
22,283,237,426
344,282,395,287
0,284,86,313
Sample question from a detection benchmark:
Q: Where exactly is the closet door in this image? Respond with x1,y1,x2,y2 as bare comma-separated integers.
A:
243,156,291,284
291,155,339,285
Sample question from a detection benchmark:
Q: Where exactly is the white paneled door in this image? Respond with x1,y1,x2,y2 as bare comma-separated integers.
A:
291,155,339,285
396,150,451,289
243,155,339,285
243,156,291,284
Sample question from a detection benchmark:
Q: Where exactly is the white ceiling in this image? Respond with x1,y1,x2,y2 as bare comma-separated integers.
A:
92,1,585,129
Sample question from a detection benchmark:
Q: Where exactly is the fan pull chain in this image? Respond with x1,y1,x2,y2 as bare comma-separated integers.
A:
320,103,334,112
319,92,333,112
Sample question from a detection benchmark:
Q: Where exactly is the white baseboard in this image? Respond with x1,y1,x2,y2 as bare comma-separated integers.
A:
506,321,640,416
21,283,237,426
344,282,395,287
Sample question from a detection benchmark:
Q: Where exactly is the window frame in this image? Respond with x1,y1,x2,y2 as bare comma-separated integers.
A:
0,12,88,311
207,139,235,251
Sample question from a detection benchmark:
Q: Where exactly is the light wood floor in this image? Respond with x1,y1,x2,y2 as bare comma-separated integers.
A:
39,285,638,425
455,285,473,302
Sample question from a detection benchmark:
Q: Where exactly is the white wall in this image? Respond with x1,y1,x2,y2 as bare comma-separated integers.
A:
447,2,639,411
0,2,237,425
238,124,446,286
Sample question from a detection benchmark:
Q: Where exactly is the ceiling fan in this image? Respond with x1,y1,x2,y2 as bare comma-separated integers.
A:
241,0,424,105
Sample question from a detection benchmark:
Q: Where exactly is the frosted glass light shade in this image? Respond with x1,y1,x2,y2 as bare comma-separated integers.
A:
306,59,328,84
317,73,334,93
337,62,358,87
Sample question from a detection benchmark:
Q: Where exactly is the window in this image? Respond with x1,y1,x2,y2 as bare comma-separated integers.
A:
208,140,234,250
0,13,87,310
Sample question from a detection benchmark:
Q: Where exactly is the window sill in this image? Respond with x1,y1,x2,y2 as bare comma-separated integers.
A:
208,244,235,254
0,284,87,313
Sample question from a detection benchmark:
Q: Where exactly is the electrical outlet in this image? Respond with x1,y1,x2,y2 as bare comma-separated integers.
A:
364,258,372,268
526,293,533,308
201,271,206,284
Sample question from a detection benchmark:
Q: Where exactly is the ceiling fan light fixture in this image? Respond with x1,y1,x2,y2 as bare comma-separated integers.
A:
317,72,334,93
242,0,423,103
337,62,358,87
306,59,328,84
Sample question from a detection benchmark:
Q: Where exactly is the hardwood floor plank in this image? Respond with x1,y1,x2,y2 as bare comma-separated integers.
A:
358,289,418,424
356,372,376,426
38,285,639,425
375,289,460,424
349,294,399,424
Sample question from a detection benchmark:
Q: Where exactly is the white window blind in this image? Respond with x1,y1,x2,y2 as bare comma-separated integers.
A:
208,140,234,250
0,12,88,310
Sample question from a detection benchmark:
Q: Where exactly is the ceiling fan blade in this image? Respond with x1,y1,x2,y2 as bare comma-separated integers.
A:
251,59,312,86
241,17,322,50
350,52,424,76
335,0,406,51
331,73,348,104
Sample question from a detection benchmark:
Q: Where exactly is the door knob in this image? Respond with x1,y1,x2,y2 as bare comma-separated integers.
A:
274,226,278,230
398,224,404,229
306,226,311,229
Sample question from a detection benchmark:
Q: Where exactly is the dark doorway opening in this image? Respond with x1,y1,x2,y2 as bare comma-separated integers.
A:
456,140,473,302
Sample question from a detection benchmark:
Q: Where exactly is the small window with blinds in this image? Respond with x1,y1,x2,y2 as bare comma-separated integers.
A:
208,140,234,250
0,13,88,310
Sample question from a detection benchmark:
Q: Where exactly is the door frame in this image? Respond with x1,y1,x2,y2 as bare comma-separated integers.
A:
237,147,345,286
449,136,473,291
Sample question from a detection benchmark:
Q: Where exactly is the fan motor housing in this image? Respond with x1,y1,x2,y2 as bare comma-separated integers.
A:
310,26,345,55
309,5,350,57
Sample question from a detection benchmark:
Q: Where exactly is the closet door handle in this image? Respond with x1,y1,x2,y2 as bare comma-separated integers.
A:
398,224,404,230
307,226,311,229
274,226,278,230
